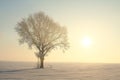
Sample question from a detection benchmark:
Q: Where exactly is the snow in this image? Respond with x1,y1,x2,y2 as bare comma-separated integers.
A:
0,62,120,80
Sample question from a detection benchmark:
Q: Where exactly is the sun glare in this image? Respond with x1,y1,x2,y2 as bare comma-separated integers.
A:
82,36,92,47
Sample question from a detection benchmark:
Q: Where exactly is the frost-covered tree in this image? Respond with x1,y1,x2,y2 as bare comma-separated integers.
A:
15,12,69,68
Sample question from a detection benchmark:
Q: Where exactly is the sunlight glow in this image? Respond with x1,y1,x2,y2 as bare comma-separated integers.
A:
82,36,92,47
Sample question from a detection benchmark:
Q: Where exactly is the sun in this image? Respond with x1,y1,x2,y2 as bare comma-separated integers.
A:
82,36,92,47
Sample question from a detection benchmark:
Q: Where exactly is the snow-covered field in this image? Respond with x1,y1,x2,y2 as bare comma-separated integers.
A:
0,62,120,80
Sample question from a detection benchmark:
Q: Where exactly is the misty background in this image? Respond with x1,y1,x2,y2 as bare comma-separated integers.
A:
0,0,120,63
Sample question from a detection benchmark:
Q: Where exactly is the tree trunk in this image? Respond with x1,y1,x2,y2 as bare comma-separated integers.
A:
40,57,44,69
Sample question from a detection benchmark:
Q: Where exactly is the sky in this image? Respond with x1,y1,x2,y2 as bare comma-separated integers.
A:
0,0,120,63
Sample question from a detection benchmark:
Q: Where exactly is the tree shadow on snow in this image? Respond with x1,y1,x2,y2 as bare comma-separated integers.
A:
0,68,36,73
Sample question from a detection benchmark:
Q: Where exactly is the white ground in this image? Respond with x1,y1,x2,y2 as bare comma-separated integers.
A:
0,62,120,80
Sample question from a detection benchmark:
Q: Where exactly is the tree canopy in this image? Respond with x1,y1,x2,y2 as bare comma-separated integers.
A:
15,12,69,68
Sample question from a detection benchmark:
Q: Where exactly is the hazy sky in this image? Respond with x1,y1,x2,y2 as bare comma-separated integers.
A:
0,0,120,63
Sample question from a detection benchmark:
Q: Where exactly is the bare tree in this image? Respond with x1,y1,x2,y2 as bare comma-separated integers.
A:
15,12,69,68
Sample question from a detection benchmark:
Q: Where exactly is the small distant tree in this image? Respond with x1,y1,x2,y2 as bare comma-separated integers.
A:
15,12,69,69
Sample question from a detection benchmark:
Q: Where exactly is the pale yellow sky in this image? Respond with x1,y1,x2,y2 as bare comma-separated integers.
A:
0,0,120,63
